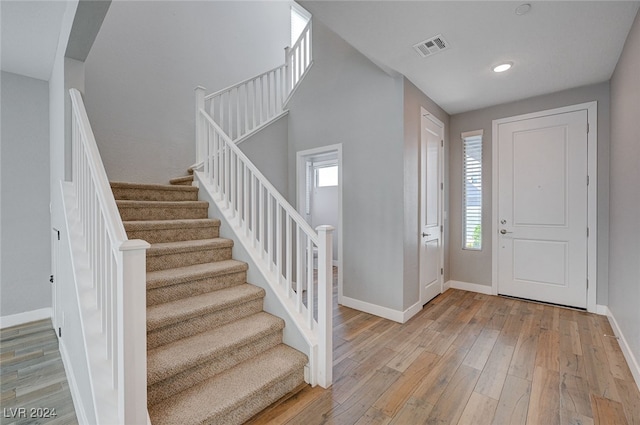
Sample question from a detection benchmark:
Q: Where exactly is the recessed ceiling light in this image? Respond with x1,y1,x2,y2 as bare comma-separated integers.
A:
493,62,513,73
515,3,532,15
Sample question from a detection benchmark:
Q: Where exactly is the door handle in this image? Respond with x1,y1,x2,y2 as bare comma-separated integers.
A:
422,232,431,237
500,229,513,235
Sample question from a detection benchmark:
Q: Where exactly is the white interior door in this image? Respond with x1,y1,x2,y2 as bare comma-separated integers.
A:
420,110,443,305
497,110,588,308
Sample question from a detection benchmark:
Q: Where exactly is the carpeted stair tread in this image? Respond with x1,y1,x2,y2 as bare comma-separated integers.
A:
116,200,208,209
146,238,234,271
148,312,284,385
111,181,198,201
148,344,308,425
147,238,233,257
124,218,220,231
147,284,265,331
146,260,248,290
116,200,209,221
124,218,220,243
112,181,198,192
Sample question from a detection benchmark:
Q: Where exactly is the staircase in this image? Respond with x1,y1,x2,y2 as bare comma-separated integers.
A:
111,177,308,425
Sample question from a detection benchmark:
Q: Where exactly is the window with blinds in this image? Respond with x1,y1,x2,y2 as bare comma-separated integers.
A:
462,130,483,250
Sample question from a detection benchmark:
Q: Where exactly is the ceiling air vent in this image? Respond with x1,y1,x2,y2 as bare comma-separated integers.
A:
413,34,449,58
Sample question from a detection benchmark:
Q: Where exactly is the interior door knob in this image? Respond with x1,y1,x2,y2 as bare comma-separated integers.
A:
422,232,431,237
500,229,513,234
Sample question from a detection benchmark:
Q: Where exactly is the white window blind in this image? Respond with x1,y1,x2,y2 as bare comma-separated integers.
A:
462,130,483,250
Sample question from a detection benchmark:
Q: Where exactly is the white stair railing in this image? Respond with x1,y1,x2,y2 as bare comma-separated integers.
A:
195,108,333,388
285,19,312,101
67,88,150,424
204,65,288,143
195,20,312,164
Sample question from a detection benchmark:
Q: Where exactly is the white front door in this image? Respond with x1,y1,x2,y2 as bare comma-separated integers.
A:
496,110,588,308
420,110,443,305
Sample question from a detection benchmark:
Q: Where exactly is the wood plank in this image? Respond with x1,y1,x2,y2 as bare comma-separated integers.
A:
560,410,595,425
354,407,391,425
333,347,397,404
582,344,621,402
591,395,629,425
462,328,500,370
411,345,469,405
601,334,635,381
535,329,561,372
388,397,434,425
372,351,440,417
424,364,480,425
475,342,515,400
614,378,640,425
457,391,499,425
245,385,325,424
560,372,593,419
283,390,340,425
527,366,561,425
491,375,531,425
508,313,540,380
331,366,401,424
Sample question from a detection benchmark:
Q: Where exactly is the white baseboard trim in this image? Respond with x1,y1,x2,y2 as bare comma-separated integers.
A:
446,280,493,295
341,296,421,323
603,306,640,391
596,304,609,316
0,307,52,329
58,341,90,425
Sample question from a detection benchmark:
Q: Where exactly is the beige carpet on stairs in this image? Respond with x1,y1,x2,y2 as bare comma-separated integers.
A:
111,177,308,425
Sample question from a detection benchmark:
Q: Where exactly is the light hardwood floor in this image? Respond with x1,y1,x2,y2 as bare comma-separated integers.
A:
248,288,640,425
0,319,78,425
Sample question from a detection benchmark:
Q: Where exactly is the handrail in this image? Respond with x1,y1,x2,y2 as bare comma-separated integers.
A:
196,106,333,388
204,64,288,101
68,88,149,424
201,112,319,242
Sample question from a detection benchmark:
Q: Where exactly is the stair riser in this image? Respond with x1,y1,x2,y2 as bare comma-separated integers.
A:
147,298,264,349
118,206,208,221
126,226,219,244
147,271,247,306
112,187,198,202
211,369,305,425
147,247,232,272
148,331,283,405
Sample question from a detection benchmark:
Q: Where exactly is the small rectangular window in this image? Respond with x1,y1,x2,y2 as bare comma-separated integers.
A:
316,165,338,187
291,5,311,46
462,130,483,250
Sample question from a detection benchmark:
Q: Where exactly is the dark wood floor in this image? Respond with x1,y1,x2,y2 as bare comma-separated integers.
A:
248,288,640,425
1,319,78,425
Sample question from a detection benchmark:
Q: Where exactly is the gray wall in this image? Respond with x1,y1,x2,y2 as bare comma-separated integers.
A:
448,82,611,306
287,18,406,311
85,1,290,184
609,10,640,366
1,71,51,317
237,115,289,198
402,79,450,309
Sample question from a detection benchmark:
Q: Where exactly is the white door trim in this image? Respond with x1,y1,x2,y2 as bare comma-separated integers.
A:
491,101,597,312
419,107,445,304
296,144,343,303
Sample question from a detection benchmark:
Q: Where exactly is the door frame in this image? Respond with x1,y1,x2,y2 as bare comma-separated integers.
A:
491,101,598,312
296,144,343,304
419,107,445,304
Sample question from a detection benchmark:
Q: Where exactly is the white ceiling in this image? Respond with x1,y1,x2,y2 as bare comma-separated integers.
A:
1,1,67,81
301,1,640,114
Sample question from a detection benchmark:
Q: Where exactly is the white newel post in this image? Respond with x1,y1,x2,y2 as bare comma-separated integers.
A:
316,225,334,388
195,86,206,164
118,239,150,424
